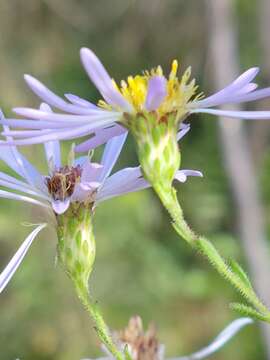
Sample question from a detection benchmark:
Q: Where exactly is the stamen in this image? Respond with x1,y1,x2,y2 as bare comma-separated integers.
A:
46,165,82,201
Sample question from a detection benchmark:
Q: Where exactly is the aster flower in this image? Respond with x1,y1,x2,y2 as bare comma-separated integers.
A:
83,316,253,360
0,107,201,295
2,47,270,151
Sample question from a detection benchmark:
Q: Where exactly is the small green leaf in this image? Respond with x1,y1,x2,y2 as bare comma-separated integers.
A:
230,303,268,322
229,260,252,288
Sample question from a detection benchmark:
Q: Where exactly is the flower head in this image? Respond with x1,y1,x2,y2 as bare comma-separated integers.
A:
0,108,202,294
2,48,270,150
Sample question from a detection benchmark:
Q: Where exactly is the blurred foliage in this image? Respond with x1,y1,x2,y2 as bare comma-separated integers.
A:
0,0,269,359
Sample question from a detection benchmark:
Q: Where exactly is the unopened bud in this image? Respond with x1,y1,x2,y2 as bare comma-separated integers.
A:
56,203,95,291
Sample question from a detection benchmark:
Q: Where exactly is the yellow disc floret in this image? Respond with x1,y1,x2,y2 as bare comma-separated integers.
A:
98,60,203,118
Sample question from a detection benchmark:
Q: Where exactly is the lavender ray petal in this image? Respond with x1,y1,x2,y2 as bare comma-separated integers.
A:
75,124,127,152
191,85,270,109
44,140,61,169
174,170,203,183
0,223,47,294
145,76,167,111
72,181,100,202
97,166,147,201
235,82,258,94
180,169,203,178
64,93,99,109
97,177,149,203
81,161,103,183
0,189,49,208
177,123,190,141
174,318,253,360
0,118,87,130
80,48,132,111
40,103,62,170
2,129,56,138
52,198,70,214
10,148,46,192
1,118,46,192
24,75,99,115
13,107,119,123
192,67,259,108
98,131,128,182
0,171,37,189
192,108,270,119
224,86,270,104
0,118,117,146
0,178,50,200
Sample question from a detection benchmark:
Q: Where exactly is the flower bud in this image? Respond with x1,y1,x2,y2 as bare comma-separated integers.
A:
56,203,95,291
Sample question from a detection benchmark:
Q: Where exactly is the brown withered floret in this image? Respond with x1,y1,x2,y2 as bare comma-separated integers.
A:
46,165,82,201
115,316,160,360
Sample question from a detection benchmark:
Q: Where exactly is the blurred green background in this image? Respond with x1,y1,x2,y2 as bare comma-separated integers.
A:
0,0,270,359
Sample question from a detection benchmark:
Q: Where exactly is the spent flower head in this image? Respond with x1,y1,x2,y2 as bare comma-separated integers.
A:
0,107,201,294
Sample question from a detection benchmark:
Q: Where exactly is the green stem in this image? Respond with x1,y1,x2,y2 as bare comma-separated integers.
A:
57,204,124,360
153,182,270,322
75,283,124,360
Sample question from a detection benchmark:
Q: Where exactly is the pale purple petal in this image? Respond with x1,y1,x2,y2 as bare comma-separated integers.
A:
13,107,118,123
98,131,128,182
223,86,270,105
174,171,187,182
72,181,100,202
0,178,49,200
0,189,49,208
97,177,149,203
24,75,99,115
0,113,45,192
13,150,46,191
177,123,190,141
40,104,62,170
64,93,98,109
1,118,117,146
97,166,149,202
0,171,37,189
80,48,132,111
75,124,127,152
145,76,167,111
52,198,70,214
236,82,258,94
193,67,259,108
0,223,47,294
174,170,203,183
44,140,61,170
81,161,103,183
192,108,270,119
176,318,253,360
0,118,84,130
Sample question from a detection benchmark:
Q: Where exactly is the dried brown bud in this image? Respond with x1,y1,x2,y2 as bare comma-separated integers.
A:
115,316,161,360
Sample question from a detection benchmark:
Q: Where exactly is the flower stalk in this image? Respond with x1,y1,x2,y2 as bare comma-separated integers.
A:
56,203,124,360
153,181,270,323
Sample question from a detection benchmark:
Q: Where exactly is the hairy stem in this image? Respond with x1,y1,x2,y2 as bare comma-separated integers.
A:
153,182,270,321
75,283,124,360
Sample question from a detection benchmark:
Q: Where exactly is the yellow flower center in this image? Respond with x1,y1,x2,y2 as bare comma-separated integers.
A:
98,60,203,118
